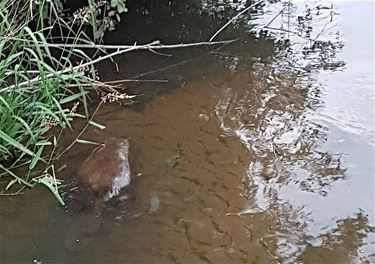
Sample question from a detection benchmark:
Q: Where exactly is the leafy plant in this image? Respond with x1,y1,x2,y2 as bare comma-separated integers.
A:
32,165,65,205
0,0,115,203
73,0,128,40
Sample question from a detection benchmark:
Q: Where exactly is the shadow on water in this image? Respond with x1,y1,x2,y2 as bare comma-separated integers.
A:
1,0,374,263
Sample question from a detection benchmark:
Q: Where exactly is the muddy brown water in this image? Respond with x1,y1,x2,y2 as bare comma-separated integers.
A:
1,1,374,263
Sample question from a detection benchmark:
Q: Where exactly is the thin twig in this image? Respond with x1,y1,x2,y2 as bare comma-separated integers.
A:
264,7,286,28
313,20,334,41
264,26,310,40
148,48,172,57
1,39,237,93
34,39,236,50
0,186,26,196
67,79,169,89
103,79,169,84
54,101,103,160
209,0,264,42
0,164,33,187
131,40,233,79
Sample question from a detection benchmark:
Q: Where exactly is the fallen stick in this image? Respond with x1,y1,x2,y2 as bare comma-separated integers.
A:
1,39,237,93
67,79,169,88
209,0,264,42
130,40,233,79
40,39,236,50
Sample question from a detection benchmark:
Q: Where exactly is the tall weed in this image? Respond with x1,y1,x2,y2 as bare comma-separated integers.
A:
0,0,106,201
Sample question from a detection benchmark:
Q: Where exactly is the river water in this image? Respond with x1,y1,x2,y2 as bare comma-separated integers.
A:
1,0,374,263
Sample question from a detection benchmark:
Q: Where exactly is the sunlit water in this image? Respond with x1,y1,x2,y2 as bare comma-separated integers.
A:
0,1,373,263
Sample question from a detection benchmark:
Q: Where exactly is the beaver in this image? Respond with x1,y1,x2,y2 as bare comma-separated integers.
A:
78,137,132,205
63,138,132,251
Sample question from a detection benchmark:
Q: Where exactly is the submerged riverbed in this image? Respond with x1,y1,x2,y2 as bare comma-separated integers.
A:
1,0,374,263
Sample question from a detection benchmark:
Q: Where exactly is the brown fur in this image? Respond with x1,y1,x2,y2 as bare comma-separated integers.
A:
78,138,130,199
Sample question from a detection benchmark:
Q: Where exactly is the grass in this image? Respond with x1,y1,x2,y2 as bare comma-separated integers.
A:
0,0,101,201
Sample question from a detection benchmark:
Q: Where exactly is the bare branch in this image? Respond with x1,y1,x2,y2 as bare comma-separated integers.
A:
209,0,264,42
1,39,237,93
36,39,236,50
264,7,286,28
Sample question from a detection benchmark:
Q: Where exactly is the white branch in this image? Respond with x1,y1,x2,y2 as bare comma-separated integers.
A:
44,39,236,50
1,39,237,93
209,0,264,42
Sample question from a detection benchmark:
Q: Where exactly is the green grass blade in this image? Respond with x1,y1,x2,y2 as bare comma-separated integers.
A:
29,145,44,170
0,130,36,158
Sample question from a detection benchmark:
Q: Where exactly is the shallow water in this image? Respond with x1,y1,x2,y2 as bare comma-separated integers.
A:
1,0,374,263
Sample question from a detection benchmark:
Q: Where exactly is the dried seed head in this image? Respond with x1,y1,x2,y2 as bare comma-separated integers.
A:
101,91,136,105
40,116,59,130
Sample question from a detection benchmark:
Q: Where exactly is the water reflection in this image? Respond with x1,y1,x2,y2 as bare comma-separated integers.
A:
214,69,346,208
299,213,375,263
210,0,374,261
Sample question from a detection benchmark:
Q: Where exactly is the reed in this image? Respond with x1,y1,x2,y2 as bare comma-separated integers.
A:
0,0,96,197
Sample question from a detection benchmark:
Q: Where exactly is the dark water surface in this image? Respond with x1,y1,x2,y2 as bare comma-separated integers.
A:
1,1,374,263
